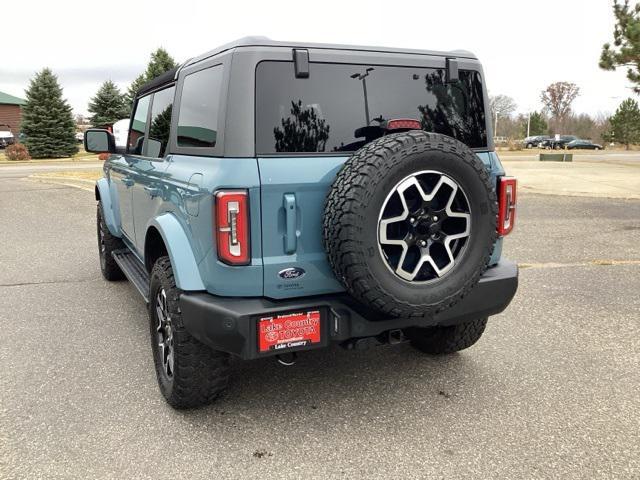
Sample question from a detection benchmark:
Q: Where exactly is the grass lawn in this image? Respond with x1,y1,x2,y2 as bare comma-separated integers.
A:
0,147,99,163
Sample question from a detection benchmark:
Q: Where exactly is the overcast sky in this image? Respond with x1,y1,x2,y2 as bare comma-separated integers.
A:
0,0,633,116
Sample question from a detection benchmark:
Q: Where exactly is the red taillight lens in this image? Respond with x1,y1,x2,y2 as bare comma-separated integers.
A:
497,177,517,236
215,190,250,265
386,118,422,131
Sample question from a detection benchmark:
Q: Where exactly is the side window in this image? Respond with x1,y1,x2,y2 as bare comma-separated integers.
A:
127,95,150,154
177,65,223,148
147,86,175,158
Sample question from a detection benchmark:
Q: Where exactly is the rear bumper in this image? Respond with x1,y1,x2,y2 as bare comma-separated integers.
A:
180,259,518,360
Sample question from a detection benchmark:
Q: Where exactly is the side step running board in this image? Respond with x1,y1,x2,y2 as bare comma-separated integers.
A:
112,249,150,302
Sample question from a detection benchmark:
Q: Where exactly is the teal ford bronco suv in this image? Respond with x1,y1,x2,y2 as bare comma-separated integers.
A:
85,37,518,409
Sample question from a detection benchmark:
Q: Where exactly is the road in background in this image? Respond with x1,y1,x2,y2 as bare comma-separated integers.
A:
499,149,640,165
0,161,103,179
1,175,639,479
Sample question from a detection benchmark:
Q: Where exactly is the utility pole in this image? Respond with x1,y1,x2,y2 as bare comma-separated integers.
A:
351,68,375,125
527,112,531,137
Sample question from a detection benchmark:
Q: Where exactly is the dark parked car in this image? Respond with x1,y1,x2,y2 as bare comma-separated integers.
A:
523,135,550,148
539,135,578,150
566,139,603,150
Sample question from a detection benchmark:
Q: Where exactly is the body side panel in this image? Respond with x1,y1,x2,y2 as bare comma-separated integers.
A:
158,155,263,296
95,176,120,237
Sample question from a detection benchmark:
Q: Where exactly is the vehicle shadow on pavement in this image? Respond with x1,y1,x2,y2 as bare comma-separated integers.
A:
178,343,488,424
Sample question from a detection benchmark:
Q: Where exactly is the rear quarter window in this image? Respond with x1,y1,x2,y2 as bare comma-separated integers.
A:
255,61,487,154
176,65,223,148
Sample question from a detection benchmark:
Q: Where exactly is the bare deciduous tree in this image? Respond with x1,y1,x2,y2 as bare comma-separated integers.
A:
489,94,517,136
489,94,517,118
540,82,580,133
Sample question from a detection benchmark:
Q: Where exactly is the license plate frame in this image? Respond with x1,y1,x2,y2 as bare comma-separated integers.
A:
256,308,326,355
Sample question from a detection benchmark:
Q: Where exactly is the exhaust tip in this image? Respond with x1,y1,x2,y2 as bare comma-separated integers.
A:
276,352,297,366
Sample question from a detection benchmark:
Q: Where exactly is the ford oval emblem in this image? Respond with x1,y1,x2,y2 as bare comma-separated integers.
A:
278,267,306,280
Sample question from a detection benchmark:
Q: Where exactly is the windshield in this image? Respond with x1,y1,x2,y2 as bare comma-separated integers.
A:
255,61,488,154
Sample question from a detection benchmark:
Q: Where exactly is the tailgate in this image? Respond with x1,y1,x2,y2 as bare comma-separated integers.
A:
258,156,347,299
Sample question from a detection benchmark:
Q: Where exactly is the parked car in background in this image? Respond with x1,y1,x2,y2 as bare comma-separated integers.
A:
75,132,84,143
523,135,550,148
566,139,603,150
0,124,15,148
539,135,578,150
112,118,129,149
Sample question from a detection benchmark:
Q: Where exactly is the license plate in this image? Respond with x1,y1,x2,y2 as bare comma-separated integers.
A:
258,310,322,353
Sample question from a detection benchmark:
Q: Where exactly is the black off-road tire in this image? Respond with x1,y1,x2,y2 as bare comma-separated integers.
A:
323,131,497,318
405,317,488,354
149,256,230,409
97,202,125,281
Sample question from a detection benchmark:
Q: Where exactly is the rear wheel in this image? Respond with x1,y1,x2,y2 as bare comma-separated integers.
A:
149,256,230,409
405,317,488,354
97,202,125,281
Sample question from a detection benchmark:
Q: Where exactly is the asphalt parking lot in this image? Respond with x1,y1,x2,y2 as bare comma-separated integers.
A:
1,168,639,479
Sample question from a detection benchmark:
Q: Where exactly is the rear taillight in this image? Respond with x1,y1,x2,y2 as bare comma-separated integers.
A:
215,190,250,265
497,177,517,236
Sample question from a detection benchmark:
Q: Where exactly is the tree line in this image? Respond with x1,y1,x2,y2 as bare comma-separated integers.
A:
10,1,640,158
491,81,640,149
14,48,176,159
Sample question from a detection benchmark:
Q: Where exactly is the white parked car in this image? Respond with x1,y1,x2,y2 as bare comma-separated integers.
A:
0,124,15,148
112,118,129,148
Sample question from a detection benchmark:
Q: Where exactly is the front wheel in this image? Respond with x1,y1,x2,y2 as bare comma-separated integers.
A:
149,256,230,409
404,317,488,354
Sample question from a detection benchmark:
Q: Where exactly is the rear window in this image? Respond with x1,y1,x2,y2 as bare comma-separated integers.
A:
255,61,487,154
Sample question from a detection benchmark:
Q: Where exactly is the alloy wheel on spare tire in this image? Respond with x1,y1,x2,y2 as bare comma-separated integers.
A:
322,131,497,318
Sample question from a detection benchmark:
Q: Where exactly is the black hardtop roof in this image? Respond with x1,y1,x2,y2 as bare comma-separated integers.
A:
137,66,180,97
135,37,477,98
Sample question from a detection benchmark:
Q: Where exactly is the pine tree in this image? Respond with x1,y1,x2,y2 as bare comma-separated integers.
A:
522,111,548,137
600,1,640,94
124,74,147,113
609,98,640,149
88,80,128,126
145,48,177,80
20,68,78,158
123,48,177,115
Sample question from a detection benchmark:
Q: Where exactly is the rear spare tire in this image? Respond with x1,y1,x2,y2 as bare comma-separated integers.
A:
323,131,497,318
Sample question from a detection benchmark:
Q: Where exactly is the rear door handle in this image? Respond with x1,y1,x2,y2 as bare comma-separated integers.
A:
122,177,134,187
283,193,297,254
144,186,161,198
